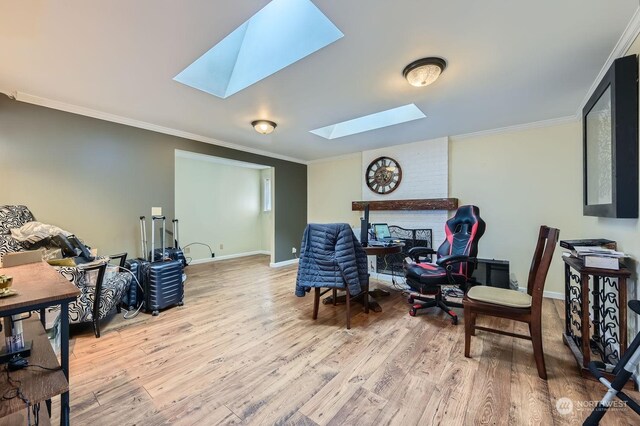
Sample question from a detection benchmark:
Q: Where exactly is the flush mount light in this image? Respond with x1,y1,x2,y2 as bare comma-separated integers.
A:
252,120,277,135
403,57,447,87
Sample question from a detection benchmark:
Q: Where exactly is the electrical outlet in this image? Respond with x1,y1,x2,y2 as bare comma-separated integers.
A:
184,247,190,254
292,247,297,254
219,243,224,250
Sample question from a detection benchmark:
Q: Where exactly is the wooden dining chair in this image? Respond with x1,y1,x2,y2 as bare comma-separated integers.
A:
463,225,559,379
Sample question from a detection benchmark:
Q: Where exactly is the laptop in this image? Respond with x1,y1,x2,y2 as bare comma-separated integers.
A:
371,223,394,242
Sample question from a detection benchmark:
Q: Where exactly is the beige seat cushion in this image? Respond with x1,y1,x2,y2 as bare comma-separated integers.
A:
467,285,532,308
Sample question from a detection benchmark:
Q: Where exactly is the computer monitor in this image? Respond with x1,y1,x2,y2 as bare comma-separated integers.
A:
371,223,391,240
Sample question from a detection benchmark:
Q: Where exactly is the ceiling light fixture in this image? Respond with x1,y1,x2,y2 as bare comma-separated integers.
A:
403,57,447,87
252,120,277,135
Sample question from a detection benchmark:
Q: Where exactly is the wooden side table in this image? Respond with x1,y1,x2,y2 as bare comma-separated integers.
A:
562,256,634,387
0,262,80,425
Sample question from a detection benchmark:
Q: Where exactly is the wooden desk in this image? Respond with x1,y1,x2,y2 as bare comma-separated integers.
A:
362,244,403,257
323,244,404,312
0,262,80,425
562,256,633,387
363,244,404,309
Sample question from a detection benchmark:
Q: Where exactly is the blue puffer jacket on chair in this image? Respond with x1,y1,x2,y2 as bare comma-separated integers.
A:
295,223,369,297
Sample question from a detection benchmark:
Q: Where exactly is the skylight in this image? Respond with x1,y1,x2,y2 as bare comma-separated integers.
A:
174,0,343,99
310,104,426,139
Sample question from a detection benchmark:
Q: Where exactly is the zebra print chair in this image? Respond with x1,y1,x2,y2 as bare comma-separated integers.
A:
0,205,131,336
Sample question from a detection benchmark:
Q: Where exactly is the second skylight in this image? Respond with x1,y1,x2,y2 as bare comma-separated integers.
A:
310,104,426,139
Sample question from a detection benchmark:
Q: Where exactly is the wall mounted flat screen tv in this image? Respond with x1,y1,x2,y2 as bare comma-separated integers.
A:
583,54,638,218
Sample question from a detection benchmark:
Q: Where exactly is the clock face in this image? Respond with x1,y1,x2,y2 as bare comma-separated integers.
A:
366,156,402,194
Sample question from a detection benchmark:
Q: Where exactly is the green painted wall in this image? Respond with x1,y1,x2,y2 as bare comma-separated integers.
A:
0,96,306,263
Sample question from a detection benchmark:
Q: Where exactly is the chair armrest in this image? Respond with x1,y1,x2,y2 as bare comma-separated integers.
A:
53,256,110,289
407,247,436,262
109,253,128,268
436,254,476,268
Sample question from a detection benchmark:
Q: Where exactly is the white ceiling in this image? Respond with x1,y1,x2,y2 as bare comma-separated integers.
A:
0,1,637,162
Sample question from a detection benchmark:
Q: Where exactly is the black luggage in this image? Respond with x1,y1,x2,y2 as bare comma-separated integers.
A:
122,216,149,310
145,215,184,316
123,258,145,310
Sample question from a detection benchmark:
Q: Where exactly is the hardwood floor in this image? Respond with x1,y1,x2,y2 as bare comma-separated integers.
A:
47,255,639,425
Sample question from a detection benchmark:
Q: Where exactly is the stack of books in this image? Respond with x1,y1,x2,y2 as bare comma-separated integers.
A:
560,239,624,270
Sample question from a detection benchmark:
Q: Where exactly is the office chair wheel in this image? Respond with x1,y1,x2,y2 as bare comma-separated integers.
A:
407,296,414,304
177,301,184,306
152,310,159,316
451,316,458,325
409,308,417,317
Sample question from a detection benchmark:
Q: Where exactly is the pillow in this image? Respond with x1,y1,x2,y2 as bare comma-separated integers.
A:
10,221,71,244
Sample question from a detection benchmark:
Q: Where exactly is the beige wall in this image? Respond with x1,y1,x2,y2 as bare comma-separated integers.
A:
175,156,269,262
306,123,586,294
450,121,583,294
307,153,362,227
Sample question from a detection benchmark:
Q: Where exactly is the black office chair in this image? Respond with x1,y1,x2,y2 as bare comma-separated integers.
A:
403,205,486,324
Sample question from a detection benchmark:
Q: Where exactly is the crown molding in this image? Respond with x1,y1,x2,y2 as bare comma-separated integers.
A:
576,6,640,117
451,115,578,140
7,91,308,165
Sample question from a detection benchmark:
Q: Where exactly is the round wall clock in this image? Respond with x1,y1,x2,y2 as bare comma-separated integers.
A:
365,156,402,194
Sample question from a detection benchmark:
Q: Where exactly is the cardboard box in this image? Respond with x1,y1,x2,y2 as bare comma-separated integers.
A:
0,249,45,268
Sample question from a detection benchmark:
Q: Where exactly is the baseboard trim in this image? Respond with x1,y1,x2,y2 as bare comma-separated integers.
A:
189,251,269,265
543,290,564,300
270,258,299,268
518,287,564,300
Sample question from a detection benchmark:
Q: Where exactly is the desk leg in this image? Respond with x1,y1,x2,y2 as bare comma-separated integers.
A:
39,307,53,416
61,301,70,426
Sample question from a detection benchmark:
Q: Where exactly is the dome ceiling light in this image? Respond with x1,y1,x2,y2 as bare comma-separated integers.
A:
403,57,447,87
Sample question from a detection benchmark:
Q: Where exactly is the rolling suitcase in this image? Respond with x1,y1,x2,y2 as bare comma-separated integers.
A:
144,215,184,316
122,216,149,310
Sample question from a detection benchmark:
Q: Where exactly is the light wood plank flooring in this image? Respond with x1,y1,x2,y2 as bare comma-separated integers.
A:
47,255,640,425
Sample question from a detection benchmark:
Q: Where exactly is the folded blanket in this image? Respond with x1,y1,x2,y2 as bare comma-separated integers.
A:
10,221,71,245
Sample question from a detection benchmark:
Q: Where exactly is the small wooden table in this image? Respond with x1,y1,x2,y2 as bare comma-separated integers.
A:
0,262,80,425
562,256,634,388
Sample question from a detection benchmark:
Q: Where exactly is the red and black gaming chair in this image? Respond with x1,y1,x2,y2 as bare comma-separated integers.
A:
403,205,485,324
